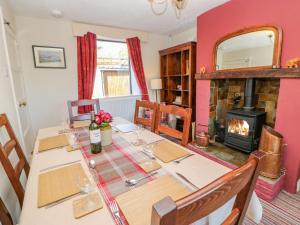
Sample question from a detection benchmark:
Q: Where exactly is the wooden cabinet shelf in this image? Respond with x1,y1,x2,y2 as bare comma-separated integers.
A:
159,42,196,120
169,74,183,77
169,102,190,108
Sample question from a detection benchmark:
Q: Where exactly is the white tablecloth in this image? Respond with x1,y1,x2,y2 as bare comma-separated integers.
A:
19,117,262,225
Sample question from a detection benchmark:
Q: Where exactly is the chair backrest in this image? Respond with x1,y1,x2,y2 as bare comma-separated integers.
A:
67,99,100,123
155,104,192,146
0,114,30,208
151,151,264,225
134,100,158,132
0,197,13,225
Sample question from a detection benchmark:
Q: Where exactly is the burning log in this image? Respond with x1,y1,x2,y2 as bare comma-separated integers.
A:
228,119,249,136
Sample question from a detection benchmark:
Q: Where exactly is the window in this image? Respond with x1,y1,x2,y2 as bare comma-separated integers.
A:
93,40,139,98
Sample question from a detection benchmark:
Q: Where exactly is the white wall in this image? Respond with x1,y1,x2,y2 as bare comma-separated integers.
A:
168,26,197,47
16,16,78,135
0,0,15,29
16,16,169,134
142,33,169,101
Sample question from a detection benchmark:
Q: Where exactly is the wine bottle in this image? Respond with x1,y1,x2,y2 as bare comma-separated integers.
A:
89,111,102,154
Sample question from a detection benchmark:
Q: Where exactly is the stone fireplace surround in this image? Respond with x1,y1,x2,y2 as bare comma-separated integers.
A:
195,0,300,193
208,78,280,138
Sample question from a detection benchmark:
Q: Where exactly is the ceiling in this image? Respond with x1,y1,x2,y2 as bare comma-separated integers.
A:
9,0,229,35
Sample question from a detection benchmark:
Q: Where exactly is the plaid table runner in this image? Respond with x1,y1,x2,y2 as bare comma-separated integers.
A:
73,128,164,225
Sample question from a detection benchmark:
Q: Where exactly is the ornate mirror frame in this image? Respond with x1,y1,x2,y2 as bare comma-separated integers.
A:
213,25,283,72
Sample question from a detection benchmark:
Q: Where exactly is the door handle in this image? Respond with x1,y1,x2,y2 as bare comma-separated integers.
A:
19,101,27,107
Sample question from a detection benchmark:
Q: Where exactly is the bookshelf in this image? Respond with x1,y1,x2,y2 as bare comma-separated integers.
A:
159,42,196,120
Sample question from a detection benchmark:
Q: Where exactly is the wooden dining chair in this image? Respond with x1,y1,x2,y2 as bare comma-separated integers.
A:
155,104,192,146
0,197,13,225
134,100,158,132
0,114,30,208
67,99,100,123
151,151,264,225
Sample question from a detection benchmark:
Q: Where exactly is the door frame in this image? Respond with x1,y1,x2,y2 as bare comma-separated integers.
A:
0,8,27,153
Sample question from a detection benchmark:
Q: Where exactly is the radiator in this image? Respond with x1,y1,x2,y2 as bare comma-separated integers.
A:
100,95,141,122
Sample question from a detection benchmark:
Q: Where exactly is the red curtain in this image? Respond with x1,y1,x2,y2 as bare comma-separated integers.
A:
126,37,149,100
77,32,97,113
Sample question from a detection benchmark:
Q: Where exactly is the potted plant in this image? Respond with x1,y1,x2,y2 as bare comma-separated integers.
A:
95,110,113,146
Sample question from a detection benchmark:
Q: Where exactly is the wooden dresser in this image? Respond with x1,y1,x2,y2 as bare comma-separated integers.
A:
159,42,196,122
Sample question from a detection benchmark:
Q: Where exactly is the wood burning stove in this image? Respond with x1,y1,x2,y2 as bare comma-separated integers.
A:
224,78,266,153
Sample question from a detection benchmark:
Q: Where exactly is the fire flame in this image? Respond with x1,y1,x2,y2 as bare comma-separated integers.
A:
228,119,249,136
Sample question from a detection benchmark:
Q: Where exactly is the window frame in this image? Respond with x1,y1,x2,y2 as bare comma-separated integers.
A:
96,39,133,97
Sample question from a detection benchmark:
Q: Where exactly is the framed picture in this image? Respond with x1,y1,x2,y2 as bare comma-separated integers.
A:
32,45,66,68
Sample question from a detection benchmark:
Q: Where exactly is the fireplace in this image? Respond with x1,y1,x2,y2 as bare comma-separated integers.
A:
224,78,266,153
225,109,266,152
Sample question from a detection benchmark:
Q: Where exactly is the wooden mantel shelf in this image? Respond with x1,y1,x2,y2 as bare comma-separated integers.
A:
195,68,300,80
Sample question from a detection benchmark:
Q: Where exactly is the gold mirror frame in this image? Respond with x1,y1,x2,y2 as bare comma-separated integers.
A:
213,25,283,72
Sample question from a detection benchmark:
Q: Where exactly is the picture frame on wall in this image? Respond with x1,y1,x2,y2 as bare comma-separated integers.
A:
32,45,66,68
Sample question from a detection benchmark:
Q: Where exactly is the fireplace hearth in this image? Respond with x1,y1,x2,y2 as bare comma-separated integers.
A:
224,78,266,153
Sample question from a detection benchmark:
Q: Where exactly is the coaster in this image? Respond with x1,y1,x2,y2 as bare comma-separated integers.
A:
139,160,161,173
66,144,81,152
73,192,103,219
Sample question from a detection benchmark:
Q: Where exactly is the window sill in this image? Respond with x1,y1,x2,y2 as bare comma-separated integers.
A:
95,95,142,102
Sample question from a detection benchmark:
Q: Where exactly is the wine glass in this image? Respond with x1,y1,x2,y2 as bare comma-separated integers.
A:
132,125,144,146
142,143,157,169
143,142,156,159
76,175,96,210
60,114,70,128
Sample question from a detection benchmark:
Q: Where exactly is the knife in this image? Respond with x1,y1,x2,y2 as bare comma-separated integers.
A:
176,172,198,190
40,159,81,172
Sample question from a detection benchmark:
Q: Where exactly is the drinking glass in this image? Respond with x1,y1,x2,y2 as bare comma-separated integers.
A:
132,125,144,146
61,114,70,128
76,175,96,210
143,142,156,159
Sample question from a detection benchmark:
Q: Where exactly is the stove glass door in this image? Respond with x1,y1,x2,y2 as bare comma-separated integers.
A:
227,118,250,136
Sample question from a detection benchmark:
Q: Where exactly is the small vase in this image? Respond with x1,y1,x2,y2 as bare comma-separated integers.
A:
100,124,112,147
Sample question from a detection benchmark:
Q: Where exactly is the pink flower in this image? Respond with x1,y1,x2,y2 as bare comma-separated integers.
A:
95,110,112,125
103,113,112,122
95,115,103,124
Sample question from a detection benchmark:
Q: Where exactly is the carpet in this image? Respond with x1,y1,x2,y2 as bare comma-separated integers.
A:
244,190,300,225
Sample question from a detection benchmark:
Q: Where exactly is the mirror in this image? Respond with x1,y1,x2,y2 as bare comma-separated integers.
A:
214,25,282,71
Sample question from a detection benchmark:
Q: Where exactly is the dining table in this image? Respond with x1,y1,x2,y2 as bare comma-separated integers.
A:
19,117,262,225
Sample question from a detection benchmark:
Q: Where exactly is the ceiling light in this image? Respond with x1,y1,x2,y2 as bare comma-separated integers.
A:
148,0,188,18
51,9,63,18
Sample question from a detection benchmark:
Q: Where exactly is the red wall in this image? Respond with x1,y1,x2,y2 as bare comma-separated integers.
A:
196,0,300,193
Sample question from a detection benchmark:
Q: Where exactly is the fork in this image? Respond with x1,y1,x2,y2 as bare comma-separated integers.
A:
110,200,124,225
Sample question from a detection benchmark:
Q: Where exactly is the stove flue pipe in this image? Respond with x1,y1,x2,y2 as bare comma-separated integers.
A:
243,78,256,110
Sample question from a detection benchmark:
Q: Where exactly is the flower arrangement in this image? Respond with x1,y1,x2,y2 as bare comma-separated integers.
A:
95,110,113,128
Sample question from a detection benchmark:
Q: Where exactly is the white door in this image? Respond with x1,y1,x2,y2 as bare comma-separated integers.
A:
2,13,33,156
